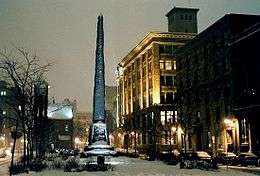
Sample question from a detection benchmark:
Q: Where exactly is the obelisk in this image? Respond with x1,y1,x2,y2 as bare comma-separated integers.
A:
85,14,116,157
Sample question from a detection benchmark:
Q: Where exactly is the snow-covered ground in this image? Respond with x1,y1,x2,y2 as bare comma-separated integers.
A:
0,156,10,176
0,157,257,176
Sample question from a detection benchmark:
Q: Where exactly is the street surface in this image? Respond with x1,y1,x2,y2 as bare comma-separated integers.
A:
11,157,257,176
0,156,10,176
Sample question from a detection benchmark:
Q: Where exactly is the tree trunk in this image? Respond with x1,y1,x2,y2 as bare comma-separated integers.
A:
21,104,27,168
10,117,19,176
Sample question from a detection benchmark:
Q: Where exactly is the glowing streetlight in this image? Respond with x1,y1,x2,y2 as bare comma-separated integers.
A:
74,137,80,144
0,136,5,141
224,118,232,125
171,126,177,133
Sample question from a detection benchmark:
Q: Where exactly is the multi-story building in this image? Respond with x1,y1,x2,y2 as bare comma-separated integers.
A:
0,81,13,150
73,111,92,150
47,99,77,149
175,14,260,155
117,7,198,156
105,86,117,145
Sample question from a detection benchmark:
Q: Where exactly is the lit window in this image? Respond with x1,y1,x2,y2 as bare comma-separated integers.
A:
174,111,178,122
241,118,248,144
173,61,176,70
160,111,165,125
166,111,174,123
0,91,6,96
65,125,69,132
159,60,164,70
161,132,167,144
165,61,172,70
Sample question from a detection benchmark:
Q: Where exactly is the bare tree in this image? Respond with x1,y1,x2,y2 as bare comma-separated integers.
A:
0,47,52,175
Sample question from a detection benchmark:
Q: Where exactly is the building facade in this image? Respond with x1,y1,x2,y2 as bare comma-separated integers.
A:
0,81,14,150
73,111,92,150
105,86,117,145
175,14,260,155
47,99,77,150
117,31,196,155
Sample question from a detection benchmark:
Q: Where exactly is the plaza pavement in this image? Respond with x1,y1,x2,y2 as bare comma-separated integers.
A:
11,157,257,176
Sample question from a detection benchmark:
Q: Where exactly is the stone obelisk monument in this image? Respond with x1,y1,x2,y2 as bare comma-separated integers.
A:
85,14,116,157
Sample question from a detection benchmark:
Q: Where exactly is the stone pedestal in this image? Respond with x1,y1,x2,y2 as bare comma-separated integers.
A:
85,122,116,156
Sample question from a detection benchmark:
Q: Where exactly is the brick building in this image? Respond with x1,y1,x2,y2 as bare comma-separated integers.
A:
175,14,260,155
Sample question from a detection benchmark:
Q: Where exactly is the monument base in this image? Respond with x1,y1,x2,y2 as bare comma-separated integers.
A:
84,121,116,157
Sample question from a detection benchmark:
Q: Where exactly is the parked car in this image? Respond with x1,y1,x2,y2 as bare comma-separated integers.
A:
180,150,214,169
195,151,212,161
160,149,180,165
216,152,238,165
238,152,260,166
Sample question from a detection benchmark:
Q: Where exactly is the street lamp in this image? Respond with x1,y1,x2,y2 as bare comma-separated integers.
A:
224,118,232,125
171,126,177,133
74,137,80,149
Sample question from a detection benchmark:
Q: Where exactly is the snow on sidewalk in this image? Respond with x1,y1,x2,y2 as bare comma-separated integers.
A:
17,157,257,176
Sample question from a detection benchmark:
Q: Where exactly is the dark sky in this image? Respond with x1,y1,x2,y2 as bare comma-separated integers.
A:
0,0,260,112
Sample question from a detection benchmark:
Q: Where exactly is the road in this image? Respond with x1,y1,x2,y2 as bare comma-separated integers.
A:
16,156,257,176
0,156,10,176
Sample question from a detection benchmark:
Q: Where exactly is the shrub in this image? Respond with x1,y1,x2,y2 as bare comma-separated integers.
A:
46,153,59,161
53,157,63,169
9,162,25,175
64,157,79,172
29,159,47,172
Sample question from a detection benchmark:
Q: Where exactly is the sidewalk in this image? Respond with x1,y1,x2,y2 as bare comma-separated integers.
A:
219,165,260,175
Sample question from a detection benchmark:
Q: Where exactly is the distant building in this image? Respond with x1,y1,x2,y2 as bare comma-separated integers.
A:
47,99,76,149
175,14,260,154
33,81,49,157
0,81,15,149
105,85,117,145
73,111,92,150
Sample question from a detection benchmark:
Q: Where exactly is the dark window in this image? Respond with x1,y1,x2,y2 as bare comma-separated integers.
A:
159,45,164,54
180,14,184,20
189,15,192,20
143,93,147,107
148,77,152,88
148,49,152,57
165,45,171,54
160,76,165,86
149,91,153,106
185,14,188,20
166,92,174,104
166,76,173,86
142,54,146,63
216,107,221,123
160,92,165,104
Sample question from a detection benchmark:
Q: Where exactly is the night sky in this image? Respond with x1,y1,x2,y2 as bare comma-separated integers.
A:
0,0,260,112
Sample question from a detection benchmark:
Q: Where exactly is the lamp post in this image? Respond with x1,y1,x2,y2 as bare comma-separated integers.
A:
74,137,80,149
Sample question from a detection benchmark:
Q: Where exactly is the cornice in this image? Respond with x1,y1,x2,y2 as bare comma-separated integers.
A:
118,32,195,67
